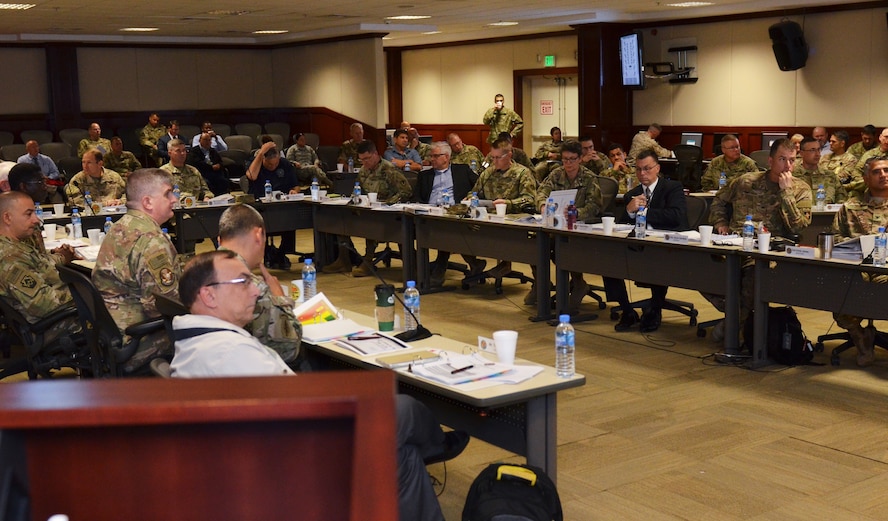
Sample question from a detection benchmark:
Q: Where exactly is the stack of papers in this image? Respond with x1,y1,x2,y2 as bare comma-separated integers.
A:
410,352,543,386
295,293,373,342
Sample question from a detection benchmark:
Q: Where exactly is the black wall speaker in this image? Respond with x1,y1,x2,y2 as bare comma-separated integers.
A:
768,21,808,71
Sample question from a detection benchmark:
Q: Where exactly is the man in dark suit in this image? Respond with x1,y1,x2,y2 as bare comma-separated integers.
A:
157,120,181,165
187,132,228,195
605,149,689,333
415,141,483,287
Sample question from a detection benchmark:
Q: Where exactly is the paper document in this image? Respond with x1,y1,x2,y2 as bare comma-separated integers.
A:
303,318,371,343
335,333,409,356
294,293,339,325
410,352,542,386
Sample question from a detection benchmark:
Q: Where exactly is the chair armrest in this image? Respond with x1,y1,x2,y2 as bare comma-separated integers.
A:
125,317,165,338
30,304,79,333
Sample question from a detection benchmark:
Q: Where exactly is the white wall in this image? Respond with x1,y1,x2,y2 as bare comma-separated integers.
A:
634,8,888,127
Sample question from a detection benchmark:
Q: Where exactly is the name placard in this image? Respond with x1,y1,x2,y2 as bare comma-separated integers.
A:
785,245,816,258
664,233,689,244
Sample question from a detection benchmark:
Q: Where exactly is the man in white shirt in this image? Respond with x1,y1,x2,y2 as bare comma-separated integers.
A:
190,121,228,152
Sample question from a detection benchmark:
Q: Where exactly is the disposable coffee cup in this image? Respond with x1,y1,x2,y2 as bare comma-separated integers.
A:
495,203,507,217
699,225,713,246
757,232,771,253
337,163,344,173
53,203,65,216
818,232,834,259
87,228,101,245
368,193,378,204
44,223,56,240
602,216,615,235
492,330,518,365
374,284,395,332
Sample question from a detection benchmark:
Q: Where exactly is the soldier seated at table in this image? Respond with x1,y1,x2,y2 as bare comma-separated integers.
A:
64,148,127,210
793,136,846,205
532,126,565,182
700,134,759,191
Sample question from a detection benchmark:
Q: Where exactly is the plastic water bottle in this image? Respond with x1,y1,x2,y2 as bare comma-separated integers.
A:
635,205,647,239
403,280,420,331
718,171,727,190
875,227,887,267
404,160,412,172
311,177,320,201
302,258,317,299
566,200,578,230
470,191,479,210
347,157,354,173
815,184,826,211
173,184,182,208
103,216,113,234
161,227,171,241
555,314,575,378
71,209,83,239
34,202,43,221
264,180,272,201
352,181,361,203
442,189,452,208
470,159,478,173
545,197,557,227
742,214,755,252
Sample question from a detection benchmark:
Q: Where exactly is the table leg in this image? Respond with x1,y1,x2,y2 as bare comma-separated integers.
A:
525,393,558,483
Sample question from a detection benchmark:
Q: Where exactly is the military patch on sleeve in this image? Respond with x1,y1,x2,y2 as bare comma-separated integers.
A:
159,268,175,287
11,267,40,299
146,250,169,271
146,248,176,287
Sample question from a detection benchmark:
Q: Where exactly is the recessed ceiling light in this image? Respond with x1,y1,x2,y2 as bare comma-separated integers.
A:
487,21,519,27
422,31,441,35
253,30,288,34
385,15,431,20
0,3,35,9
120,27,159,32
666,1,713,6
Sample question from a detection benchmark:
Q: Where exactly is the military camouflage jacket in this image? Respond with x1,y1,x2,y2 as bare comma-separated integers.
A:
534,140,563,160
357,159,413,204
64,169,127,208
103,151,142,175
77,137,113,157
139,124,167,148
482,107,524,143
338,139,363,168
832,192,888,243
627,132,671,165
472,162,537,214
451,145,484,170
0,235,73,325
701,154,760,191
793,163,847,204
600,164,635,194
710,171,811,236
820,150,858,184
161,162,213,200
535,166,603,222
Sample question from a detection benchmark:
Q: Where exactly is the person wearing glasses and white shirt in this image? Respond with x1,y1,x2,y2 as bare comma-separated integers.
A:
700,134,759,191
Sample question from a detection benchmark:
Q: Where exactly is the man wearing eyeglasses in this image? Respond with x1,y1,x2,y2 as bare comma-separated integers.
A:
93,168,183,372
172,250,470,521
701,134,759,191
8,163,77,264
64,148,127,210
793,136,846,204
447,133,484,171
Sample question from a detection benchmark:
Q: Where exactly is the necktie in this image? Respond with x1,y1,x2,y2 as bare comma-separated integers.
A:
644,187,651,201
32,156,38,166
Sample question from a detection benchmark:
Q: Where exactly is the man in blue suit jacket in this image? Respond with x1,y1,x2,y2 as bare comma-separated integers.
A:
605,149,689,333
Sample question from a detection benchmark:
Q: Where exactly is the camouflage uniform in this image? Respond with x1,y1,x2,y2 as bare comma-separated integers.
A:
161,162,213,200
830,191,888,364
472,161,537,214
411,141,431,162
820,150,858,184
534,140,563,161
103,151,142,176
284,144,332,186
64,168,127,209
793,163,847,204
532,140,565,182
599,164,635,194
338,139,363,168
77,137,113,157
627,131,671,166
847,141,875,160
701,154,760,191
0,236,78,343
482,107,524,144
92,209,182,370
581,152,610,176
225,250,302,363
357,159,413,204
535,165,603,222
484,148,533,171
451,144,484,170
852,147,888,180
140,124,167,167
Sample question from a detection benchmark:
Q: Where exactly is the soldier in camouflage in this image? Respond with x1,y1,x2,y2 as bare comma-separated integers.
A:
851,128,888,188
77,122,113,157
820,130,858,184
447,133,484,172
64,149,127,209
0,191,79,344
579,136,610,175
103,136,143,176
472,137,537,278
349,140,413,278
338,122,365,169
600,143,635,194
627,123,671,166
793,136,846,204
532,126,564,182
406,127,432,164
708,139,811,326
218,204,303,366
482,94,523,144
160,139,213,201
139,113,166,167
92,168,183,372
831,156,888,366
847,125,878,160
701,135,760,191
484,132,534,171
285,132,333,187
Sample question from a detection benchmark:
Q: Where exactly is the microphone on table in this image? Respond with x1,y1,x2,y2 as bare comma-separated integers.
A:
338,240,433,342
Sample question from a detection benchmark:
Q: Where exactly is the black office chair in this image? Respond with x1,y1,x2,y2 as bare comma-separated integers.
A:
585,176,621,310
57,265,165,377
0,297,87,380
316,145,342,173
672,144,704,192
153,292,189,348
816,320,888,366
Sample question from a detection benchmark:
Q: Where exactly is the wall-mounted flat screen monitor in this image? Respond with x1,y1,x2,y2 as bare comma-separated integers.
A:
680,132,703,147
762,132,788,149
620,32,645,89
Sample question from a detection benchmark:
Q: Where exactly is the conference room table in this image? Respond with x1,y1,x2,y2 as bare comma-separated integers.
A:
750,250,888,368
412,212,554,322
550,228,743,354
304,311,586,483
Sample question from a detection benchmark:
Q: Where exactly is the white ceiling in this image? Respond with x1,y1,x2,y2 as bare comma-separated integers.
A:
0,0,847,47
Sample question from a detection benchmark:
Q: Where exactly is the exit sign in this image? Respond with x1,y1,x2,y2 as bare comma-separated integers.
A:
540,100,554,115
544,55,555,67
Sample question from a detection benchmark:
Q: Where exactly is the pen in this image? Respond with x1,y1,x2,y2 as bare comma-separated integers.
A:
347,334,381,341
450,365,473,374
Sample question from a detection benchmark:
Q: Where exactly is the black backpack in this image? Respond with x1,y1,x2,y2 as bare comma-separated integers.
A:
743,306,814,366
462,463,563,521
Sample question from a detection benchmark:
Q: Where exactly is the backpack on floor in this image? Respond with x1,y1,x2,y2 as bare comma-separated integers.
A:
743,306,814,366
462,463,563,521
